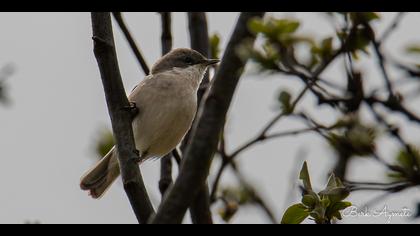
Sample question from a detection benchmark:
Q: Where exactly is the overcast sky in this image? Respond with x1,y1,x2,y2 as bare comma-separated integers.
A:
1,12,420,224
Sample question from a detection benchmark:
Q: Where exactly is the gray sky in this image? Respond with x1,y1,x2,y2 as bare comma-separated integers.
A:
1,12,420,224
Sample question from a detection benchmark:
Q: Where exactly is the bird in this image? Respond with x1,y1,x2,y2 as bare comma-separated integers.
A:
80,48,219,199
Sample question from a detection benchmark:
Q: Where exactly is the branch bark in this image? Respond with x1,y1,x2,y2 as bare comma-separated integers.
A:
151,12,265,224
160,12,173,55
187,12,211,101
91,12,154,224
158,12,174,198
185,12,213,225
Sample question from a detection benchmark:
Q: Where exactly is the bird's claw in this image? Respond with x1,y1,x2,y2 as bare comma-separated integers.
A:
123,102,139,119
131,149,142,163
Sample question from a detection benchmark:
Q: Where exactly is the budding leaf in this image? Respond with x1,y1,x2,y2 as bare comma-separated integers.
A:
302,194,318,209
406,45,420,55
278,90,293,114
210,33,221,59
326,201,352,221
95,129,115,158
299,161,313,192
281,203,309,224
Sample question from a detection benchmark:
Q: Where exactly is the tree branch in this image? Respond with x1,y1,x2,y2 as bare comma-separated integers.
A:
112,12,150,75
151,12,266,224
187,12,211,101
159,154,173,197
208,29,353,201
185,12,213,225
158,12,175,199
160,12,173,55
90,12,154,224
210,117,334,201
182,12,212,152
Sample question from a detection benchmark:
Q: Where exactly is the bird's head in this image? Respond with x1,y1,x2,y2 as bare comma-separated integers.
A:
151,48,219,75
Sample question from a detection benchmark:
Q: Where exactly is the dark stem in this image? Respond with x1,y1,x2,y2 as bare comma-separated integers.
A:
210,86,310,201
160,12,173,55
151,12,266,224
91,12,154,224
187,12,211,101
159,155,173,197
112,12,150,75
230,162,278,224
185,12,213,225
158,12,174,198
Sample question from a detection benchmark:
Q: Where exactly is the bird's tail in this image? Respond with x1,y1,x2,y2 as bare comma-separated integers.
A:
80,146,120,199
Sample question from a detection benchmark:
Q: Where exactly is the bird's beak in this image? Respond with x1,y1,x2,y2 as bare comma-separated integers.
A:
203,59,220,66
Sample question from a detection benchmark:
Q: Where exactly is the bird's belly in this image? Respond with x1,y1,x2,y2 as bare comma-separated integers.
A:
132,97,196,159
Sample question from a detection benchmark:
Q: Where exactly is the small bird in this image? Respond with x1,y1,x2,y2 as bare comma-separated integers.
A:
80,48,219,198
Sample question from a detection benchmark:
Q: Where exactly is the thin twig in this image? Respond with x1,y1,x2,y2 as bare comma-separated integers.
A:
378,12,406,46
210,117,334,201
372,39,394,96
230,163,278,224
112,12,150,75
210,37,349,201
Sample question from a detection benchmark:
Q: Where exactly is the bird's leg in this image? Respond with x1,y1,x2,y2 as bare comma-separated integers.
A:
123,101,139,119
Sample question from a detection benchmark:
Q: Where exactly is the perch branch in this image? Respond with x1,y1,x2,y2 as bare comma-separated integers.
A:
91,12,154,224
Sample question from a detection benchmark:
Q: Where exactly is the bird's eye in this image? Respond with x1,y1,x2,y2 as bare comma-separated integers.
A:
184,57,193,65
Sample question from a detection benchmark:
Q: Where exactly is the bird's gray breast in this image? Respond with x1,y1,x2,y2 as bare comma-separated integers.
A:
130,74,198,158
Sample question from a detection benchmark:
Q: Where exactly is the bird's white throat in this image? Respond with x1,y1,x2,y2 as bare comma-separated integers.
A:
172,64,207,89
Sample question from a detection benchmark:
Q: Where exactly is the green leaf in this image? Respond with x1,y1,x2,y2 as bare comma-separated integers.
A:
320,37,334,59
406,45,420,55
319,187,350,204
299,161,313,192
218,201,239,223
326,201,352,220
210,33,221,59
327,122,376,158
248,17,266,34
361,12,381,22
278,20,300,34
310,204,327,224
331,201,352,211
248,17,301,42
319,173,349,204
302,194,318,209
390,145,420,179
324,173,345,190
95,129,115,158
278,90,293,114
326,173,339,189
281,203,309,224
349,12,380,24
320,197,331,208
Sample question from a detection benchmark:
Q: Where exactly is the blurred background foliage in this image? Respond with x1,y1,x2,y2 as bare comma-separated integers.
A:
0,63,15,106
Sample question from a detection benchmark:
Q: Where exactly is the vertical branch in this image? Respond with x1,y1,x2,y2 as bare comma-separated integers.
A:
187,12,211,101
182,12,212,151
185,12,213,224
151,12,266,224
158,12,174,198
160,12,173,55
112,12,150,75
90,12,154,224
